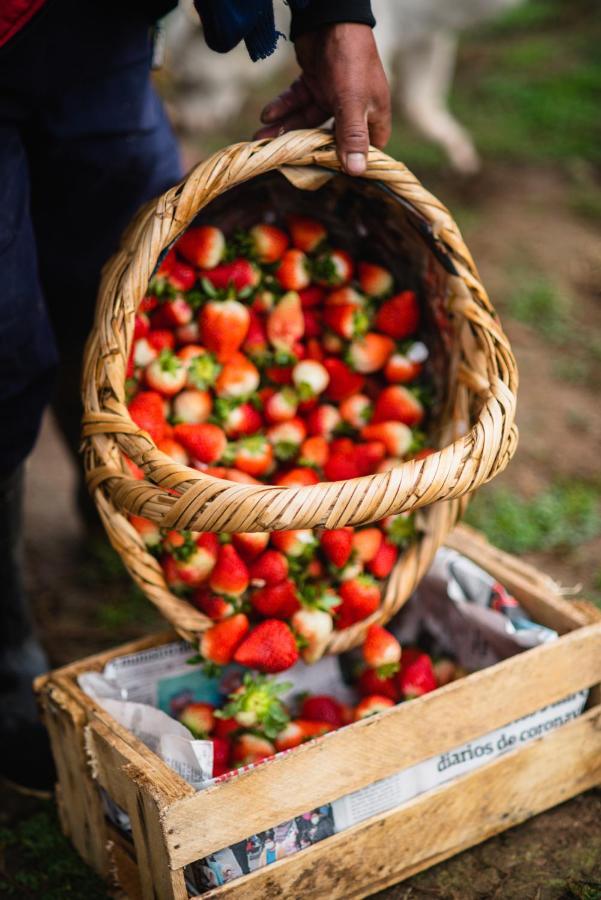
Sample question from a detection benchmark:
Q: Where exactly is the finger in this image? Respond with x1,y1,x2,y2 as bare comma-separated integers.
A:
367,97,392,150
254,104,328,140
334,92,370,175
260,77,313,124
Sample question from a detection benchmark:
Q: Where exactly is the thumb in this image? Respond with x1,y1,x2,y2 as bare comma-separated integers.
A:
335,93,369,176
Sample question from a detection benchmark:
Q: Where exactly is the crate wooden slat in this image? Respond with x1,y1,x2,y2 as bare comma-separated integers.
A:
36,526,601,899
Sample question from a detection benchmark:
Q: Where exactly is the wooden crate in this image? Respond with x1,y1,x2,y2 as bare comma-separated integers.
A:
35,526,601,900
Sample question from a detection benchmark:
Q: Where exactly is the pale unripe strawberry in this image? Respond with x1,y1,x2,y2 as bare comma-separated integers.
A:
292,360,329,397
340,394,372,428
173,389,212,424
133,337,158,368
292,608,334,664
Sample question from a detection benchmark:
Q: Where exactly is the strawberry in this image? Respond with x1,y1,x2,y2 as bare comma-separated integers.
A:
271,529,316,558
361,421,412,457
215,352,260,398
250,579,300,619
339,394,372,428
173,423,227,464
372,385,424,426
296,720,334,740
140,294,158,313
152,297,193,329
323,304,369,340
276,467,319,487
292,360,329,397
234,619,299,673
363,624,401,677
199,299,250,363
233,434,274,476
129,515,161,549
252,289,275,314
354,695,395,720
213,716,240,740
323,358,365,401
267,418,307,459
179,702,215,737
357,668,398,701
325,286,365,308
300,695,344,727
358,262,394,298
249,549,289,586
265,363,293,386
220,401,263,439
145,350,187,396
314,249,353,287
374,290,420,339
320,528,354,568
385,348,425,384
227,533,267,563
267,291,304,351
299,435,329,469
434,658,457,687
177,344,206,362
397,648,437,699
274,721,305,751
287,215,327,253
171,534,219,587
210,736,231,777
352,528,382,563
305,404,341,439
147,329,175,352
291,608,334,663
249,223,289,263
157,438,189,466
128,391,166,443
276,249,310,291
175,321,201,345
193,587,235,621
220,672,290,736
231,733,275,766
166,259,197,293
222,467,262,484
367,539,399,579
242,310,269,361
123,455,145,480
133,312,150,341
175,225,225,269
201,613,250,665
334,576,381,629
323,452,361,481
184,351,222,391
264,387,298,423
347,333,395,373
209,544,249,596
201,258,260,293
132,336,158,368
172,389,212,424
298,285,325,308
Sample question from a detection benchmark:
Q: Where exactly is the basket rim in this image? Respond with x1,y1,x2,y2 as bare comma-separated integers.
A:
82,128,518,534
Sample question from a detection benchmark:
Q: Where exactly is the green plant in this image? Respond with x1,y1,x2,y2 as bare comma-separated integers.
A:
507,274,571,342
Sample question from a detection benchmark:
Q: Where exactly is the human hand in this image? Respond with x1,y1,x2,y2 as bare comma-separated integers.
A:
255,23,390,176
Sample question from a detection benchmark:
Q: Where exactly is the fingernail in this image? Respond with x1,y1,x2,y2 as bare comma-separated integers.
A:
346,152,366,175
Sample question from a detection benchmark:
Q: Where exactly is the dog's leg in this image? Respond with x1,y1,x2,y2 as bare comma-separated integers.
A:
398,31,481,174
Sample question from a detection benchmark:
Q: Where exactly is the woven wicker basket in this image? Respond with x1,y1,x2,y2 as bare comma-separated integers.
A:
81,129,518,653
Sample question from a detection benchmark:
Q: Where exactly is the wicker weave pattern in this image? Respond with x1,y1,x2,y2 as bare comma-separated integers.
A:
81,129,518,652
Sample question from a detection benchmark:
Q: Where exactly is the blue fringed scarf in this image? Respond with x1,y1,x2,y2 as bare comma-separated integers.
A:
194,0,308,61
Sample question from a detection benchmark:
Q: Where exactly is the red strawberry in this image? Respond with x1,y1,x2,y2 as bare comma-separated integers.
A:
374,290,420,339
267,291,304,351
199,299,250,363
372,385,424,426
292,360,329,397
233,435,274,476
167,259,197,293
323,358,365,401
265,363,293,385
301,695,344,727
129,515,161,549
339,394,372,428
140,294,158,313
175,320,201,345
175,225,225,269
249,549,289,586
298,285,325,308
215,352,260,398
250,579,300,619
233,620,300,673
274,721,305,751
267,417,306,457
179,702,215,737
276,467,320,487
152,297,193,329
221,401,262,439
314,248,353,286
123,455,145,480
385,351,424,384
193,587,235,621
173,423,227,464
363,624,401,677
200,258,260,292
213,716,240,740
358,262,394,298
361,422,412,457
291,608,334,663
320,528,354,568
172,389,212,424
276,249,310,291
354,695,395,720
157,438,189,466
352,528,382,563
231,531,270,561
397,649,437,698
367,539,399,579
305,404,341,439
231,733,275,766
271,529,316,558
147,329,175,352
128,391,166,443
242,310,269,361
252,289,275,314
172,534,219,587
334,576,381,629
250,223,289,263
357,668,398,701
210,736,231,777
134,313,150,340
201,613,250,665
323,452,361,481
299,435,329,469
264,388,298,423
355,441,387,475
287,215,327,253
209,544,249,597
323,304,369,340
325,286,365,308
347,333,395,373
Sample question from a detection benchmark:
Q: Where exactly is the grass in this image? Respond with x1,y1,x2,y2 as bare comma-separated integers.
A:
506,273,571,342
465,480,601,554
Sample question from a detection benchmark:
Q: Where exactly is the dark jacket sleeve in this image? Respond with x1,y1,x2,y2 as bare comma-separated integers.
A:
290,0,375,42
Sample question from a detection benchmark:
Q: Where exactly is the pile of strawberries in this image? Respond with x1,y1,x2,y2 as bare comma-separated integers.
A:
126,215,433,675
177,625,464,775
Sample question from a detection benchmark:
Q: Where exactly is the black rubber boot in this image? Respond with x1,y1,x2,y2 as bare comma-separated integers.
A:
0,465,56,793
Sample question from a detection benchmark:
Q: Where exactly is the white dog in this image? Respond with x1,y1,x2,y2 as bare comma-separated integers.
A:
164,0,522,173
